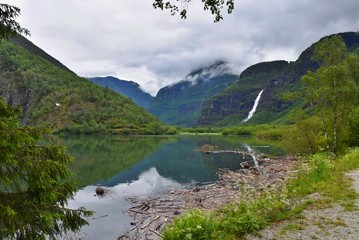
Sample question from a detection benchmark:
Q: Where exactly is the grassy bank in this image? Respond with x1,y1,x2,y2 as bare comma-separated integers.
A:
162,148,359,239
222,125,292,140
179,125,292,140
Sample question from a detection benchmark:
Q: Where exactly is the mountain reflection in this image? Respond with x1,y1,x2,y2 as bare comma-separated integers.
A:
49,135,284,188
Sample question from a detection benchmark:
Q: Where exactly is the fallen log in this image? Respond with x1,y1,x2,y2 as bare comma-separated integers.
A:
149,228,163,238
119,156,299,239
141,215,160,230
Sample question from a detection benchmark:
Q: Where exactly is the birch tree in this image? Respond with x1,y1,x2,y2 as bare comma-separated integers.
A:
301,35,359,156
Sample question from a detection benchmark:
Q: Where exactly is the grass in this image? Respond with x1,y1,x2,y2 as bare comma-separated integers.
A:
280,223,305,234
178,132,222,136
162,148,359,239
312,217,347,229
221,124,293,140
288,149,359,209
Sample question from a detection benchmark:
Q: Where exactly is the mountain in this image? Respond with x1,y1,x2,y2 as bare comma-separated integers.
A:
198,60,292,125
10,34,74,74
148,61,239,126
88,76,153,109
198,32,359,126
0,35,169,135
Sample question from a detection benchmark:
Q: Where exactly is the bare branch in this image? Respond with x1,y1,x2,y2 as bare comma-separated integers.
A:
153,0,235,22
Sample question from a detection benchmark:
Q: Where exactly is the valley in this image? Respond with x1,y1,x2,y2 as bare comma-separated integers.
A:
88,32,359,128
1,27,359,240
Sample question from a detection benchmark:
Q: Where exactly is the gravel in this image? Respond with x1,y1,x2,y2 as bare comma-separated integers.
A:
245,170,359,240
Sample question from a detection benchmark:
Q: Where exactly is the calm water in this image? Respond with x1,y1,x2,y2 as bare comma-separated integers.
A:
48,135,284,239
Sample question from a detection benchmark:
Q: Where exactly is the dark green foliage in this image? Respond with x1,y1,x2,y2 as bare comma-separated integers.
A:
286,116,323,155
300,35,359,155
182,126,222,134
0,38,169,135
222,126,252,136
0,98,92,239
348,106,359,146
221,125,290,141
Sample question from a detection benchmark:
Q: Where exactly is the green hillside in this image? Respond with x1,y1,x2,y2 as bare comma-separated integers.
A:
0,36,171,135
198,60,289,126
199,32,359,126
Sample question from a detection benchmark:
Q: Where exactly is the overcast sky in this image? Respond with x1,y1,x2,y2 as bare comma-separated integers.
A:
6,0,359,95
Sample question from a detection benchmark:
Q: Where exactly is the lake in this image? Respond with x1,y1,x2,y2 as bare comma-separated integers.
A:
48,135,284,239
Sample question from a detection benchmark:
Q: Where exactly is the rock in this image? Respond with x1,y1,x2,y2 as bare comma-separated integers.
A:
95,186,105,195
241,162,250,168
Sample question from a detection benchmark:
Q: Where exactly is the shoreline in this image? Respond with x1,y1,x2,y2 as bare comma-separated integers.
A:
119,156,299,239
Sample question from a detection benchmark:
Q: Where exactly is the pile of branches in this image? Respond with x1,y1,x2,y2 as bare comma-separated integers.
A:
119,156,299,239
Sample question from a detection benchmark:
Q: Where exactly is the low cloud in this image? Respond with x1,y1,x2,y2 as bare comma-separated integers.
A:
11,0,359,96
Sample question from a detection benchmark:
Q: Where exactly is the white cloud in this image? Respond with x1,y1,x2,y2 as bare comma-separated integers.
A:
10,0,359,96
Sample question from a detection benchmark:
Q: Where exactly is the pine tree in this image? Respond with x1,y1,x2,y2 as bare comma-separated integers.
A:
0,4,29,40
0,98,92,239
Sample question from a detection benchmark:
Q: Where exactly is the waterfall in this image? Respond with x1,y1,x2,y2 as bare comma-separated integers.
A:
243,89,264,122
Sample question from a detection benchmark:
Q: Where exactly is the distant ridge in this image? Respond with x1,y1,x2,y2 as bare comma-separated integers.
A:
88,76,153,109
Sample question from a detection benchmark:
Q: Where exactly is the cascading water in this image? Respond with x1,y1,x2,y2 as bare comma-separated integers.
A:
243,89,264,122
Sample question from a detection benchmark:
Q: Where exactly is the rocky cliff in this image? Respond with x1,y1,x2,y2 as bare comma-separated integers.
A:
148,61,239,126
198,32,359,126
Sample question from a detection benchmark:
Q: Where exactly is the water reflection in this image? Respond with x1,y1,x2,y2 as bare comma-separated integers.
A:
51,135,285,239
47,135,174,188
68,167,182,239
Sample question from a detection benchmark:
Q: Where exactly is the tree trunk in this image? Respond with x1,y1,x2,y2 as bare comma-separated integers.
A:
332,113,338,158
320,115,330,150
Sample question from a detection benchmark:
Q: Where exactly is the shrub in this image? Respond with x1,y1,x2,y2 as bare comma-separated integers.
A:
164,149,359,239
163,209,216,240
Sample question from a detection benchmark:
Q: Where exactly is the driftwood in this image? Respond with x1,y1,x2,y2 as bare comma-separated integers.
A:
119,155,299,240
